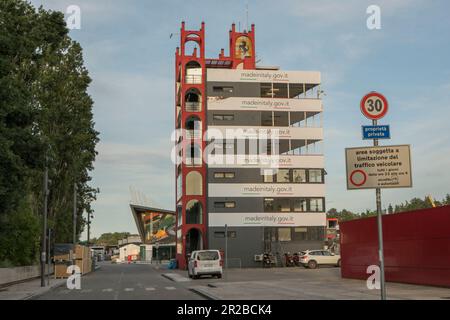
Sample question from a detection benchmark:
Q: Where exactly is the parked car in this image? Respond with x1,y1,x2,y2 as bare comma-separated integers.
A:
188,250,223,279
299,250,341,269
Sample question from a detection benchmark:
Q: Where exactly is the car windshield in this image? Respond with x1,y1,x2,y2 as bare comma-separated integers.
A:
197,251,219,261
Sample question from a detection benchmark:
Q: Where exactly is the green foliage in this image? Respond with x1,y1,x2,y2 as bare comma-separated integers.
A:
0,201,40,266
94,233,131,246
0,0,99,266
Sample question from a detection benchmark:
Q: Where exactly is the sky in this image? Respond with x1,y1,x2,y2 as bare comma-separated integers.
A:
30,0,450,238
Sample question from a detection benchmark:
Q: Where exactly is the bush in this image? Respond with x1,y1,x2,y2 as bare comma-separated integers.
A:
0,203,40,267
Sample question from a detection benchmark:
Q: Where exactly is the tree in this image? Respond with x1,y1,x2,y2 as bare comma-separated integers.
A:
95,233,131,246
0,0,99,265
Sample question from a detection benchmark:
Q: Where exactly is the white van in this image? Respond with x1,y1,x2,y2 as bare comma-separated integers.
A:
188,250,223,279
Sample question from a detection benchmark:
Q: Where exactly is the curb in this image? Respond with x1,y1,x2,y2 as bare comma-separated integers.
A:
23,280,66,300
189,287,220,300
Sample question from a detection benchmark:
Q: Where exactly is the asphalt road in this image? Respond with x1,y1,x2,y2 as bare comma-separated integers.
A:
34,262,204,300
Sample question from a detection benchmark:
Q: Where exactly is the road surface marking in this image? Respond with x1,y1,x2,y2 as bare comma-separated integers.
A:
124,288,134,292
145,287,155,291
165,286,176,290
114,272,124,300
102,288,113,292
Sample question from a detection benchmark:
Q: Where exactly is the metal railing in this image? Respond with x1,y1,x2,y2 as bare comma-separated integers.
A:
185,75,202,84
185,102,201,112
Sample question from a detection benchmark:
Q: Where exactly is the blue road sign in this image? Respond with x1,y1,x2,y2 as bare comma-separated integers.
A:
362,125,391,140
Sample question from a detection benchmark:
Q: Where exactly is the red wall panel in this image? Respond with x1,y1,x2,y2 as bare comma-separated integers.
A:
340,205,450,288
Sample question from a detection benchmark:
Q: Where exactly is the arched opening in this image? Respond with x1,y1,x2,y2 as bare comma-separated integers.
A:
184,39,200,57
186,200,202,224
185,61,202,84
186,228,203,254
186,171,202,196
185,88,202,112
186,143,202,166
185,116,201,139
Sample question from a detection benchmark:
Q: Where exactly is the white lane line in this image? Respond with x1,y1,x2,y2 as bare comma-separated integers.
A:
124,288,134,292
102,288,113,292
165,286,176,290
145,287,155,291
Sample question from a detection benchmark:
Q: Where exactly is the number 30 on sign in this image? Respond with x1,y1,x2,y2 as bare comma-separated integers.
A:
360,92,388,120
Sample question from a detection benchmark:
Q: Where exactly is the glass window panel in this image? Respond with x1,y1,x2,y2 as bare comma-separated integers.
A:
278,228,291,242
309,169,323,183
264,198,274,212
293,169,307,183
276,169,290,183
293,199,307,212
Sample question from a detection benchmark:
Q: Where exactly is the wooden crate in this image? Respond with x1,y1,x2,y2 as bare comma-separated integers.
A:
54,262,71,278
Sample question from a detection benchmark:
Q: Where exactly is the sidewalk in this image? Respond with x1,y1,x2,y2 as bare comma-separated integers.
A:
184,268,450,300
0,277,66,300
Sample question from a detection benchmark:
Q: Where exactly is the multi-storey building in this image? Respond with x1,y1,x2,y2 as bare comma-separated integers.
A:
175,22,326,268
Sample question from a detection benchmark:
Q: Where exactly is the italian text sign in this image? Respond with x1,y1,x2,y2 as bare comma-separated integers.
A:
346,145,412,189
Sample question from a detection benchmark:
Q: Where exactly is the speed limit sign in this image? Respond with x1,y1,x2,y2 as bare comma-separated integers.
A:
360,92,388,120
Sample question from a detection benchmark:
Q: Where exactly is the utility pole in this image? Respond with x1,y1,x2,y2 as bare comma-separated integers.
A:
47,228,51,286
373,119,386,300
224,224,228,269
40,165,49,287
73,183,77,266
87,212,90,246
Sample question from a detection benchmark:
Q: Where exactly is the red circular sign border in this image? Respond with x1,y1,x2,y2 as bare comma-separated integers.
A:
360,92,389,120
350,169,367,187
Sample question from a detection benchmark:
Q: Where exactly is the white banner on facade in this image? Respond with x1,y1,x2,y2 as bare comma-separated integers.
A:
208,212,326,227
208,183,325,198
207,126,323,140
207,97,322,112
207,155,324,169
207,69,321,84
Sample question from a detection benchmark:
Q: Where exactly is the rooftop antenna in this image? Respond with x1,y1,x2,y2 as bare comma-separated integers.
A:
246,2,249,32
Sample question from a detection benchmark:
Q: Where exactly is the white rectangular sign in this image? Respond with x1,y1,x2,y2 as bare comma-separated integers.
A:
207,69,321,84
208,183,325,198
207,155,324,169
207,126,323,140
207,97,322,112
208,212,326,227
345,145,412,190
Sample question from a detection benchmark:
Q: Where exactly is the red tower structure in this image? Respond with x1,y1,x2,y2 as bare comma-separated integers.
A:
175,22,256,269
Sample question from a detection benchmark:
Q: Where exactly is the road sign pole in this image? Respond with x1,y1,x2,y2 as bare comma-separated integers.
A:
373,119,386,300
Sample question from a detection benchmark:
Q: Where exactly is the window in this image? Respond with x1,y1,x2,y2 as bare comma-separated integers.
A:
310,251,323,256
273,111,289,126
261,111,273,126
309,169,323,183
214,201,236,209
278,228,291,242
263,169,274,183
275,199,290,212
264,198,274,212
293,169,306,183
215,231,237,238
213,86,233,93
310,198,324,212
260,83,272,98
276,169,290,183
225,172,235,179
213,114,234,121
293,199,307,212
214,172,235,179
186,171,202,195
273,83,288,98
321,251,332,256
186,200,202,224
214,172,224,179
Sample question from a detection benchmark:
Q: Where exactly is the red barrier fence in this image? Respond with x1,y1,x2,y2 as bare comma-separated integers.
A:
340,205,450,288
